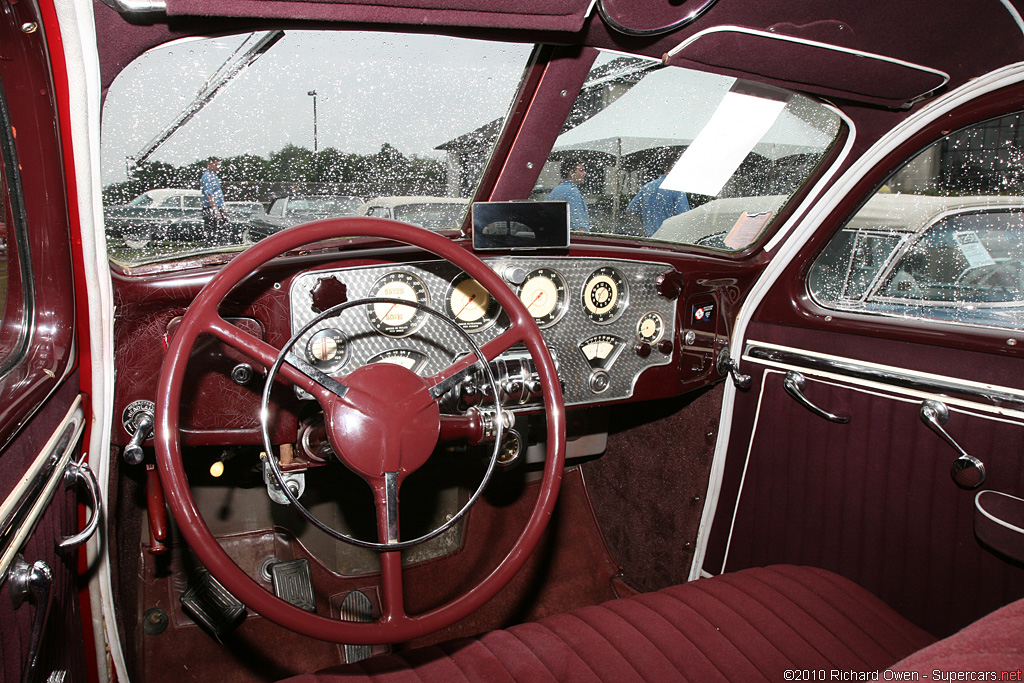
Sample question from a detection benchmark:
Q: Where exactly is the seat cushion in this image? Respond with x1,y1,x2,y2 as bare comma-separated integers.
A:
890,594,1024,675
280,565,935,682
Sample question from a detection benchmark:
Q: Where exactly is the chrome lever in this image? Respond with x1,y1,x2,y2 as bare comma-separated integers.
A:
920,400,986,489
123,411,154,466
716,348,751,390
9,555,54,683
783,371,850,424
58,459,102,550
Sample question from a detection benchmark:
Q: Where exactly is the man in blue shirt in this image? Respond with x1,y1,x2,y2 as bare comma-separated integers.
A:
548,159,590,232
627,156,690,237
201,156,228,231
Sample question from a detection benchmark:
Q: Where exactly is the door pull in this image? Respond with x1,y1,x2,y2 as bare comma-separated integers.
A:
920,400,986,489
58,459,101,550
9,555,54,683
783,371,850,423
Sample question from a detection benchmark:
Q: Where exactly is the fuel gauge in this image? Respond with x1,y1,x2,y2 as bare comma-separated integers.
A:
305,328,348,373
579,334,623,371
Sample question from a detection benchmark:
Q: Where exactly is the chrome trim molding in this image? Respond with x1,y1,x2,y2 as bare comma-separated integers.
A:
745,342,1024,413
665,26,950,106
0,396,85,581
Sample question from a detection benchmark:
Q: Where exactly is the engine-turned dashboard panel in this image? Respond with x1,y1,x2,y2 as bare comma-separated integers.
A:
289,257,678,408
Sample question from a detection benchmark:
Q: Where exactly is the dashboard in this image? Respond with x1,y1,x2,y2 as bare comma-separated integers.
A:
289,257,679,410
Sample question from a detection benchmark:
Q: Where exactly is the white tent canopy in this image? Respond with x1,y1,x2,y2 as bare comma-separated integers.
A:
553,66,837,161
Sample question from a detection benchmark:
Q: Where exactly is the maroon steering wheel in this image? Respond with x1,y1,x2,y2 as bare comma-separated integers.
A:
155,217,566,644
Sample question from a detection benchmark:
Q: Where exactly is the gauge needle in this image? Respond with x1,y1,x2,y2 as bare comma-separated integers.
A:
381,302,400,322
455,294,477,318
528,291,544,310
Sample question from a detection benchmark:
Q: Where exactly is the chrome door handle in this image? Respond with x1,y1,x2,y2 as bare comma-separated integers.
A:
783,371,850,423
58,459,101,550
920,400,986,489
9,555,54,683
716,348,751,390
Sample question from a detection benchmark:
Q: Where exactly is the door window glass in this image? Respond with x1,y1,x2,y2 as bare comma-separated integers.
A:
0,87,28,371
809,113,1024,330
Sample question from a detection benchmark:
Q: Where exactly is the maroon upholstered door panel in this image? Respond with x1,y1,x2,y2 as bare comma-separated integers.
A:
709,368,1024,637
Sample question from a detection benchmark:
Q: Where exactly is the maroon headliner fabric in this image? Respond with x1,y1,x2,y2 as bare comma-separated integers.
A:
278,565,935,682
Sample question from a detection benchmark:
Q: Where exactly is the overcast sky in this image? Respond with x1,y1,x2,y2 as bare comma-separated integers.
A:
101,31,533,184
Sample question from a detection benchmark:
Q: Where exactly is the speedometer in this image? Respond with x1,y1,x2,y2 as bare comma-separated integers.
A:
367,272,430,337
518,267,567,328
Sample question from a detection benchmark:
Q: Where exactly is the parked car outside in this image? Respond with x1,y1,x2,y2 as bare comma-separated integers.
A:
103,188,204,248
243,195,364,243
357,196,470,230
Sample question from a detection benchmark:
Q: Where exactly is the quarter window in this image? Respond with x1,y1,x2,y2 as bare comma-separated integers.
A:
809,113,1024,330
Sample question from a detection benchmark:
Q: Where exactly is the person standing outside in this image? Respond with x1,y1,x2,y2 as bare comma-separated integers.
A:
548,159,590,232
627,154,690,237
201,156,228,232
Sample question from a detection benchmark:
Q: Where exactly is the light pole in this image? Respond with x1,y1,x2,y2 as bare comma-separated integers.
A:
307,89,318,153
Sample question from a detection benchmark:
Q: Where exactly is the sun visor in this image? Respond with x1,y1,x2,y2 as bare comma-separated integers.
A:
164,0,593,31
664,27,949,109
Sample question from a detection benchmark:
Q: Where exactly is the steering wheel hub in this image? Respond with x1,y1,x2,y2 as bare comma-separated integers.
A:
324,362,440,480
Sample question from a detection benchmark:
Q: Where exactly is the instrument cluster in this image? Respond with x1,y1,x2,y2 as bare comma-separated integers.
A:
289,257,678,407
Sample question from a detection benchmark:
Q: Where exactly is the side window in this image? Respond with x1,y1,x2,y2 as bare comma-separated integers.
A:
809,112,1024,330
268,200,285,217
0,86,28,372
183,195,203,208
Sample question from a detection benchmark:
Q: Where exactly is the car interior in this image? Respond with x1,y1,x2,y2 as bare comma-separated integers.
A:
2,1,1024,682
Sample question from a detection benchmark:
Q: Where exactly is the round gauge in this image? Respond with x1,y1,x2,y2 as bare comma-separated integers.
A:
367,272,430,337
305,328,348,372
446,273,500,332
518,268,568,328
579,334,623,370
636,311,665,344
367,348,428,374
582,267,627,323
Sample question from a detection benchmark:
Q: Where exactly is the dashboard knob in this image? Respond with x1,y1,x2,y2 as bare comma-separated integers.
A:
657,340,673,355
503,266,527,286
635,342,652,358
655,270,684,299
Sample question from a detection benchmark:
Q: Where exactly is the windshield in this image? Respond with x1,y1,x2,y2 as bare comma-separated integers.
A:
101,31,533,264
537,53,843,249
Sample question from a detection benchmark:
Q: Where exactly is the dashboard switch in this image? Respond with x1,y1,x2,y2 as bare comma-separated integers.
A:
635,342,652,358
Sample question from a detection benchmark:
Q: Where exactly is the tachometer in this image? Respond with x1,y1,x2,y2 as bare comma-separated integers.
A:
367,272,430,337
446,272,500,332
582,267,627,323
518,267,567,328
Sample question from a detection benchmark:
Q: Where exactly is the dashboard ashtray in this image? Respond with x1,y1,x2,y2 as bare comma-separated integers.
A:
975,490,1024,563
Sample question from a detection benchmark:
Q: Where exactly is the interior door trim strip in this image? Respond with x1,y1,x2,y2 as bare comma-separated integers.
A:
0,395,85,580
745,341,1024,414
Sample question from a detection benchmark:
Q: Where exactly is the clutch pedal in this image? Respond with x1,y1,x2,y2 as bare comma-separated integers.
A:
270,558,317,612
179,571,246,642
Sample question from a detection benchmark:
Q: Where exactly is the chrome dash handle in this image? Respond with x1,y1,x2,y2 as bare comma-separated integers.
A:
9,555,54,683
783,371,850,424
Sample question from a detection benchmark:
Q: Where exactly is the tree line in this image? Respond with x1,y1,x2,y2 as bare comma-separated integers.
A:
103,143,448,205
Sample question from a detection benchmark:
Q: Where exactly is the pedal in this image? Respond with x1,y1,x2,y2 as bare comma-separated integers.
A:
270,558,316,612
179,571,246,641
339,590,374,664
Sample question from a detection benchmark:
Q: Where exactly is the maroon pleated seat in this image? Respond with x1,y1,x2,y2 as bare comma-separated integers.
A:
281,565,938,682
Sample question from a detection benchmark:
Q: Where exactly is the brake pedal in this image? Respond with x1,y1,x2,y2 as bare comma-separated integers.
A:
270,558,317,612
179,571,246,642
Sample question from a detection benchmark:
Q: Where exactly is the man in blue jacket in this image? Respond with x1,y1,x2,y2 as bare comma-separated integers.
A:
201,156,229,232
548,159,590,232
